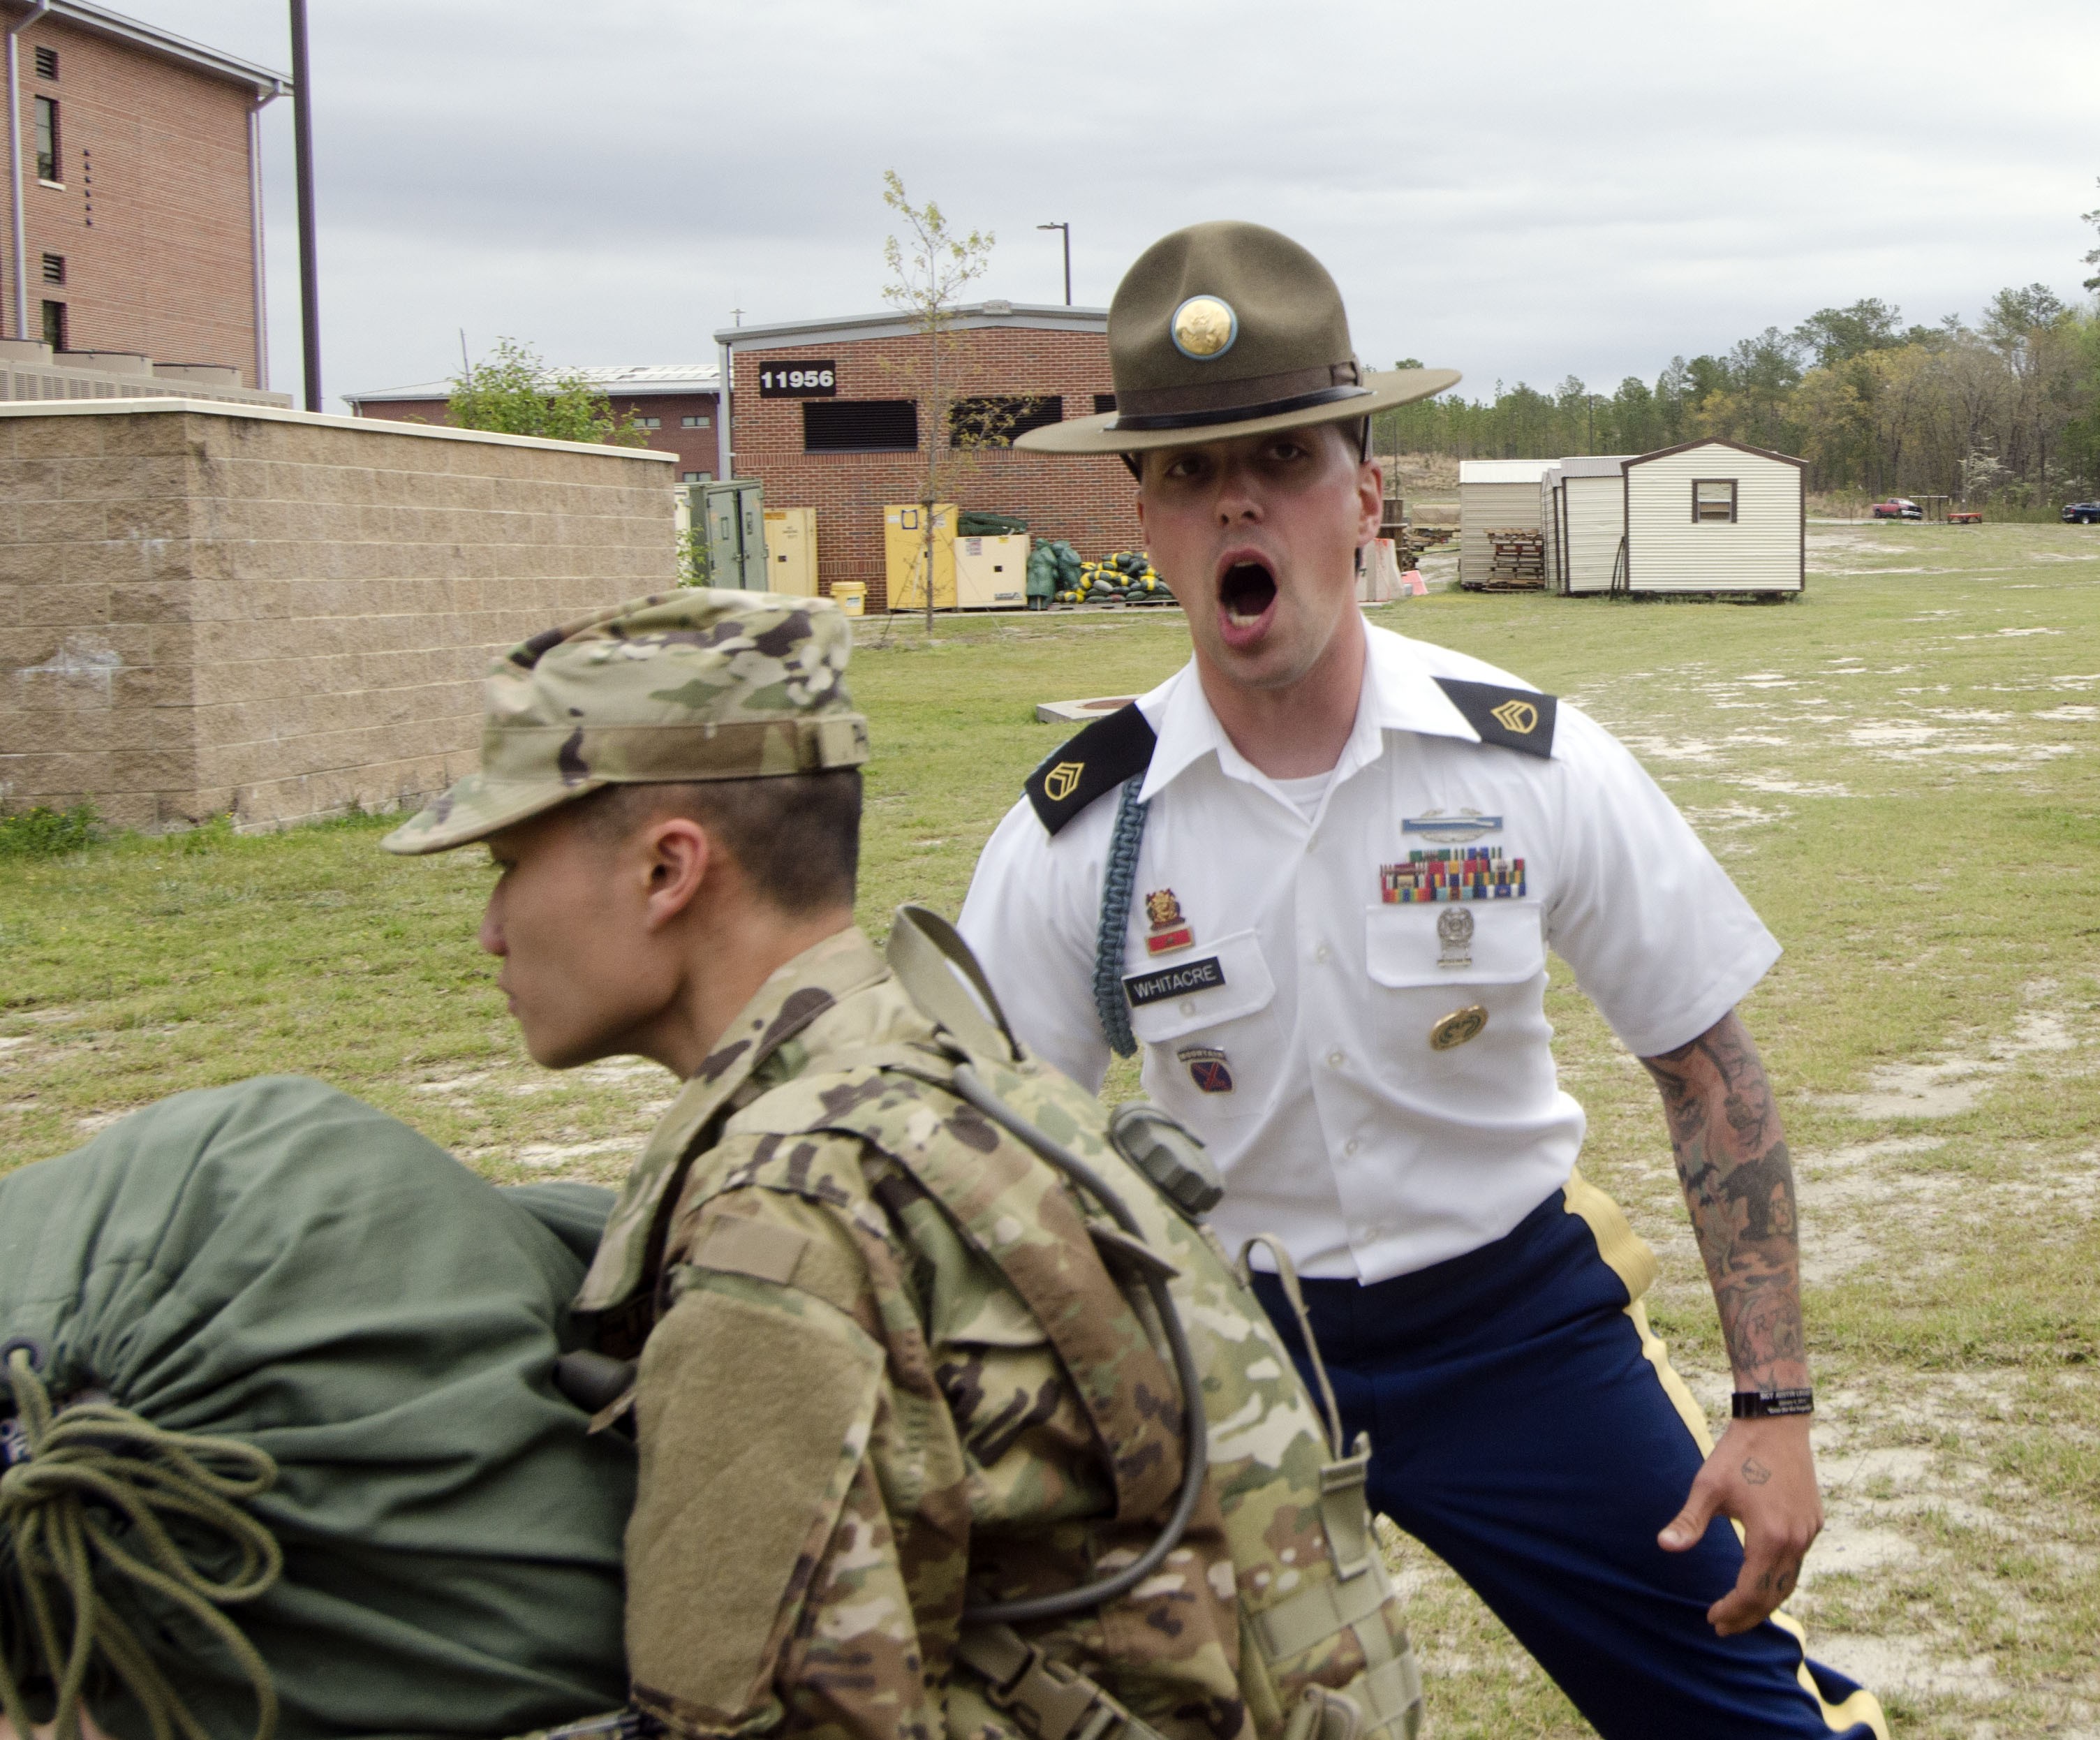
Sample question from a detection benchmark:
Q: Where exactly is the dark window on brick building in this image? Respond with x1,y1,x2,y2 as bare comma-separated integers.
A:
40,253,63,285
34,96,59,182
1093,392,1117,414
41,300,66,351
948,395,1063,448
33,45,56,80
804,399,918,453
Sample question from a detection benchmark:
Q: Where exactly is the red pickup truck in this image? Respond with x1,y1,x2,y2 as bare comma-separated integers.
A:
1870,499,1922,520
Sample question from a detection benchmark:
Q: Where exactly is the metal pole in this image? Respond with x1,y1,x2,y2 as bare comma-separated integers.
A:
288,0,320,411
8,1,50,344
1037,222,1070,305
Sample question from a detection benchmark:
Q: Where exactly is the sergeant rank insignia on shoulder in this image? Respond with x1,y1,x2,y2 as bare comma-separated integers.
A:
1433,677,1559,759
1025,702,1158,834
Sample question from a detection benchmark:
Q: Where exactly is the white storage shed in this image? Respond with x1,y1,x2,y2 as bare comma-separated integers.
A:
1622,438,1805,595
1553,455,1635,593
1458,458,1554,587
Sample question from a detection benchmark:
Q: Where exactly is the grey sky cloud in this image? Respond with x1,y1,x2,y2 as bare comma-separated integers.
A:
149,0,2098,410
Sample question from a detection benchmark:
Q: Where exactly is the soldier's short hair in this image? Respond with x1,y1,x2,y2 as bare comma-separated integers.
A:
578,770,862,915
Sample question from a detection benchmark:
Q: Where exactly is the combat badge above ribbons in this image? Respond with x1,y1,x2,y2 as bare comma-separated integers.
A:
1403,807,1502,844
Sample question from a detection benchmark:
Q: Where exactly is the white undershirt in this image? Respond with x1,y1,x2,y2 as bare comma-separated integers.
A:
1268,769,1334,822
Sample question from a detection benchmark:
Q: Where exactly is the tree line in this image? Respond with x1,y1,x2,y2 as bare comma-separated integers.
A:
1376,193,2100,506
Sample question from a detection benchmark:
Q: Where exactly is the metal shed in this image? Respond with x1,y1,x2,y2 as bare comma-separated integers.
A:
1553,455,1636,593
1621,438,1805,595
1458,458,1553,587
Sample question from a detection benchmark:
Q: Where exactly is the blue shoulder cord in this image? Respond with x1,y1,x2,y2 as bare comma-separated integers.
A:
1091,777,1150,1056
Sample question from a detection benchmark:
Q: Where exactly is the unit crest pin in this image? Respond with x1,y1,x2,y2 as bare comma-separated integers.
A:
1177,1045,1234,1093
1430,1005,1488,1052
1144,888,1195,955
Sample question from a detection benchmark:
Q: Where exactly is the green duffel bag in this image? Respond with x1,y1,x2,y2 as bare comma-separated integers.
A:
0,1076,633,1740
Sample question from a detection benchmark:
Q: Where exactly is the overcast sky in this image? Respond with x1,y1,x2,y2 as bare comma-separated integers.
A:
154,0,2099,411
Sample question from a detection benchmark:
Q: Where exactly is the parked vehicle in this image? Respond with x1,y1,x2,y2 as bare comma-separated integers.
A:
1947,510,1983,525
2062,501,2100,525
1870,499,1923,520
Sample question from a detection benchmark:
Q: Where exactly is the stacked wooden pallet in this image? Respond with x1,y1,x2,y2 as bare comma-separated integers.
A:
1467,529,1546,591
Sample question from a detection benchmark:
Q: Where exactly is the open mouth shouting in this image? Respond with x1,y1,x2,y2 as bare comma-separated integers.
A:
1215,552,1279,650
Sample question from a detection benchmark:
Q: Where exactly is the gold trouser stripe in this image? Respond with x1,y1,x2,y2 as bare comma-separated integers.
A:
1564,1179,1891,1740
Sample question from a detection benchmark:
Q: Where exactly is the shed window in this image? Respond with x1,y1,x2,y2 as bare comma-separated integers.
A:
948,395,1063,447
681,413,711,428
33,45,56,80
1692,480,1737,523
803,399,918,453
34,96,57,182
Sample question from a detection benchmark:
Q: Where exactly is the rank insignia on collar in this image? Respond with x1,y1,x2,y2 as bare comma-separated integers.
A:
1144,888,1194,954
1403,808,1502,844
1042,760,1084,802
1178,1045,1234,1093
1432,677,1558,759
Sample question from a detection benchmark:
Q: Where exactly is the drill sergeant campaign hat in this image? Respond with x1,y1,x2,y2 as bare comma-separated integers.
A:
1016,219,1460,455
380,590,870,856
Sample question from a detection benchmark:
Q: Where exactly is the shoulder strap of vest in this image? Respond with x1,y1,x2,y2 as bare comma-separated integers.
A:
1431,677,1558,758
1025,703,1158,835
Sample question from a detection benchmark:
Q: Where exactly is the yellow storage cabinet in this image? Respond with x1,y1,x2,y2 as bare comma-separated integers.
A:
954,533,1031,609
762,507,819,596
885,503,956,610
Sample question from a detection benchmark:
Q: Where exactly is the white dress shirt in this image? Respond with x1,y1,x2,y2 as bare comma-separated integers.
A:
958,621,1779,1283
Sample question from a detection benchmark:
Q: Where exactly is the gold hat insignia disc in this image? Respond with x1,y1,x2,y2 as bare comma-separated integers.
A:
1171,296,1237,360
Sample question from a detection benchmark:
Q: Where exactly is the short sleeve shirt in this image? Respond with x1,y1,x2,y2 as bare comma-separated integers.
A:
957,622,1779,1283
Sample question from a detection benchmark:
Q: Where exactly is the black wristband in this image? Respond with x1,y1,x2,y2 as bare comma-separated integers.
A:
1732,1387,1814,1419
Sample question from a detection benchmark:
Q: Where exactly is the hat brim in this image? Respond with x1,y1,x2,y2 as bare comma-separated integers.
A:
380,772,609,857
1015,367,1462,455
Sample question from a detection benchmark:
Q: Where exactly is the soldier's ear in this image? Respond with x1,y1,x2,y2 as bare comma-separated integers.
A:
639,816,712,929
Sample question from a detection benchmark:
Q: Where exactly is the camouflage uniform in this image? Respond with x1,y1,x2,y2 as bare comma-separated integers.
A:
570,926,1412,1740
387,593,1417,1740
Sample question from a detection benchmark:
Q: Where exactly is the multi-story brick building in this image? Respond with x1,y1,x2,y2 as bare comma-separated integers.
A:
3,0,286,388
345,364,724,482
716,302,1141,611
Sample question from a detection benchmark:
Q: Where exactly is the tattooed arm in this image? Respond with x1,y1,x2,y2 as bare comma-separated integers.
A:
1640,1009,1821,1637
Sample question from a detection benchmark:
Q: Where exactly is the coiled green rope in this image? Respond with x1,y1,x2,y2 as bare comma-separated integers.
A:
0,1347,282,1740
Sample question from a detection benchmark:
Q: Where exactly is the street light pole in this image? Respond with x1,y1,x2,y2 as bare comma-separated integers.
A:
1036,222,1070,305
288,0,321,411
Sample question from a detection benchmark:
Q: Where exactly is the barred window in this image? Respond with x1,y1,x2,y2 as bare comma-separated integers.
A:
949,395,1063,447
803,399,918,453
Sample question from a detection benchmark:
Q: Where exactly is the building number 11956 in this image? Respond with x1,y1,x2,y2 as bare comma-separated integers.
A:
757,362,836,398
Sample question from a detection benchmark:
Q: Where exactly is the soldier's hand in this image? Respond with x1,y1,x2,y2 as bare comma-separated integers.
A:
1657,1415,1821,1636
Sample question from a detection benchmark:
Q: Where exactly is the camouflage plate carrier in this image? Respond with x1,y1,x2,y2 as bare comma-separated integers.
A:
722,906,1422,1740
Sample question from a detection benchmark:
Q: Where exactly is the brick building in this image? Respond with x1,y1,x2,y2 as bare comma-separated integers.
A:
716,302,1141,611
2,0,286,388
345,364,723,482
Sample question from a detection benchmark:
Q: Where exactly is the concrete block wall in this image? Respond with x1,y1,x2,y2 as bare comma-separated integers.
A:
0,400,677,832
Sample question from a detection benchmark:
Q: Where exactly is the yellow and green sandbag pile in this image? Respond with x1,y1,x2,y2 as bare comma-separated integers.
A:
1053,549,1177,607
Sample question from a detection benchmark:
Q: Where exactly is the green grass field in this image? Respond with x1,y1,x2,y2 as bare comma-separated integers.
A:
5,520,2098,1736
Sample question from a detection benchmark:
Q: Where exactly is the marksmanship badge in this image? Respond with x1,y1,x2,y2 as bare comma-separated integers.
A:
1437,905,1474,968
1171,295,1238,360
1178,1045,1234,1093
1144,888,1195,954
1042,760,1084,802
1430,1005,1488,1051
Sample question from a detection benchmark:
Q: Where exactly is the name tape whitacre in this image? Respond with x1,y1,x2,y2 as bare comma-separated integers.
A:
1124,956,1226,1008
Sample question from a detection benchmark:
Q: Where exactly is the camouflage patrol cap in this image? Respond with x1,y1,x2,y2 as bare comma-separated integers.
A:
381,590,870,856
